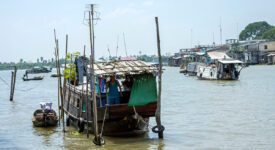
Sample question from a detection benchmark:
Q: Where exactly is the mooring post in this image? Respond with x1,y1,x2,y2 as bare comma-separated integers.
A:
155,16,164,138
12,66,17,97
9,71,14,101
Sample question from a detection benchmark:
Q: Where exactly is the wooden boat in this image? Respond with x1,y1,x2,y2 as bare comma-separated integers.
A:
63,60,159,136
32,102,58,127
23,76,44,81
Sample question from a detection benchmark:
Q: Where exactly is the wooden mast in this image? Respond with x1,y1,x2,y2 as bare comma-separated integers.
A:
155,17,164,138
89,5,100,144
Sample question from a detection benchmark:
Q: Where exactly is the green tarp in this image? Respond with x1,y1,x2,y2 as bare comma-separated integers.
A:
128,74,157,106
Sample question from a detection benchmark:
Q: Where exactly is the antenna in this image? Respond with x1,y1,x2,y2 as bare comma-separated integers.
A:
123,32,128,57
83,4,100,57
220,17,222,45
213,32,215,47
116,35,119,58
236,22,239,40
107,45,111,59
190,29,193,48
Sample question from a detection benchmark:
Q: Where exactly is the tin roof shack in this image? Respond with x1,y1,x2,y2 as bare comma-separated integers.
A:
226,39,244,61
243,43,259,64
168,52,182,67
236,39,268,65
168,56,181,67
259,41,275,64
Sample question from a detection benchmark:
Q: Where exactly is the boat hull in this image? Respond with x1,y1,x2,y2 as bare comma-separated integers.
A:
32,109,58,127
63,84,157,136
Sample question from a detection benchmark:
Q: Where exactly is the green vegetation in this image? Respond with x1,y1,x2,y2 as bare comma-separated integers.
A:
63,64,76,81
239,21,273,40
0,59,66,70
262,28,275,40
0,53,169,71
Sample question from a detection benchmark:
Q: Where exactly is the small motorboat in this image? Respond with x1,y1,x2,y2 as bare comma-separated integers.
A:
23,76,44,81
32,102,58,127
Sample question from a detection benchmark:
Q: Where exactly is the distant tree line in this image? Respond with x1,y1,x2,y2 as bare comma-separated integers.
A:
0,55,169,70
0,59,65,70
239,21,275,40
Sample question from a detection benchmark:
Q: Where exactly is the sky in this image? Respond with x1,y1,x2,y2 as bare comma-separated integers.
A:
1,0,275,63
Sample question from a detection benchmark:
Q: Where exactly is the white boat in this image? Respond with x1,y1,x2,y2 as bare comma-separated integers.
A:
197,59,243,80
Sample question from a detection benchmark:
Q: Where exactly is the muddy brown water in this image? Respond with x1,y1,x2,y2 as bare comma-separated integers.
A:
0,65,275,149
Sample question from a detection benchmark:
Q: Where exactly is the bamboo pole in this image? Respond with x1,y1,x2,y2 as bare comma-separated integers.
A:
89,6,100,144
56,40,65,130
55,47,61,124
54,30,61,123
60,34,68,132
85,65,89,138
9,72,14,101
57,41,64,123
80,45,85,119
67,54,73,112
155,17,164,138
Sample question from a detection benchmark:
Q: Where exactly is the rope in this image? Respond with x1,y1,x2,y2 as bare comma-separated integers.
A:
0,76,10,88
99,104,108,137
132,106,154,129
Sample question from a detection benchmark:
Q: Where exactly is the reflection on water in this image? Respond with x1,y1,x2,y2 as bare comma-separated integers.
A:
0,66,275,149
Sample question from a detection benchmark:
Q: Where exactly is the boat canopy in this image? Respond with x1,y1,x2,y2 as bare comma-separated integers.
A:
88,60,158,75
218,59,243,64
207,52,230,60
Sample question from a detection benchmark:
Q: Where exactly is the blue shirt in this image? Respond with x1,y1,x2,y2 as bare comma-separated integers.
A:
108,80,119,98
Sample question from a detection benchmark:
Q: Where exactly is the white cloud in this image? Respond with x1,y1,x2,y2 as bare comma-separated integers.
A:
143,0,154,6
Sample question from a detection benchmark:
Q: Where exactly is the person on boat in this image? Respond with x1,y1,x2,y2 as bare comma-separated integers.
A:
122,75,133,91
24,71,28,79
106,75,122,105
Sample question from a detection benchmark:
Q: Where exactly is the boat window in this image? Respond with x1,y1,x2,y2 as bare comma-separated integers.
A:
77,98,80,107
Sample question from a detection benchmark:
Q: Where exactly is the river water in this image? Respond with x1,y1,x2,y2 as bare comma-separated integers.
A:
0,65,275,150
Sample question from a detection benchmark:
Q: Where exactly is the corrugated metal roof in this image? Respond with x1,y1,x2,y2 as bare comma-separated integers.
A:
88,60,158,75
207,52,230,59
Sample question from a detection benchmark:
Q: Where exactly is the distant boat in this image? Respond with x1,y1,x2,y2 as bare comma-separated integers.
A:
32,102,58,127
22,76,44,81
51,74,62,77
26,66,52,74
180,62,203,76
